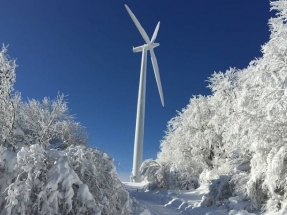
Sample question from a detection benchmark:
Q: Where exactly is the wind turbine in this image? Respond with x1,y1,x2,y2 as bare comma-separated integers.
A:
125,4,164,182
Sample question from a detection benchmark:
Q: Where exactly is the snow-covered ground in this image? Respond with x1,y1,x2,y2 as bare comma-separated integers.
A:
124,182,256,215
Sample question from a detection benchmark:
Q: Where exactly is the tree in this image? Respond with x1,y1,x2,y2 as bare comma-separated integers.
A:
0,45,19,150
145,1,287,214
16,94,88,150
0,46,132,214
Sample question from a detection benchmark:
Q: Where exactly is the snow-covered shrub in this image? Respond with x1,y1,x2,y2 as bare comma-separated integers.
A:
63,146,130,215
140,159,164,189
140,159,198,190
200,175,233,207
230,172,249,202
0,144,131,215
167,164,198,190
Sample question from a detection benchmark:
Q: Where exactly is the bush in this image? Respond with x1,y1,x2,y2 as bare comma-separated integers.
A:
0,144,131,215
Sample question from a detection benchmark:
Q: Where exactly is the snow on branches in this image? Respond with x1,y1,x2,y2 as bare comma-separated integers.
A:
143,0,287,214
0,45,18,149
0,45,131,214
0,145,130,215
16,94,88,150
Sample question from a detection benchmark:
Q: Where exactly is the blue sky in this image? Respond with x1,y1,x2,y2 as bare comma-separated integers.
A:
0,1,272,180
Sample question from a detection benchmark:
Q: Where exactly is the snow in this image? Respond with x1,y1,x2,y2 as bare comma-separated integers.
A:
0,0,287,214
124,182,257,215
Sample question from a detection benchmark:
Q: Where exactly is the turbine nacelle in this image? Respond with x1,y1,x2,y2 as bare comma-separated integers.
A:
133,43,160,53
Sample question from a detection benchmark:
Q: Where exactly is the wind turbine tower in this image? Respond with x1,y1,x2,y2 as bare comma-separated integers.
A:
125,5,164,182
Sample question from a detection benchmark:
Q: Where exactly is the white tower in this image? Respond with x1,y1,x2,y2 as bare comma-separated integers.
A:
125,5,164,182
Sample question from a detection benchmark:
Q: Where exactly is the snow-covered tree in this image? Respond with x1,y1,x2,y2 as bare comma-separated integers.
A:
0,45,19,150
144,0,287,214
0,46,132,214
16,94,88,150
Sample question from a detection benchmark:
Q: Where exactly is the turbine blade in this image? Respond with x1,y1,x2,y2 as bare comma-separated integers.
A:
150,49,164,106
125,5,150,44
151,22,160,43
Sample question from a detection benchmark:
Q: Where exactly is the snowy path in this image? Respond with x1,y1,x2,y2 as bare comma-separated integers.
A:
130,190,190,215
124,182,225,215
137,200,185,215
124,182,189,215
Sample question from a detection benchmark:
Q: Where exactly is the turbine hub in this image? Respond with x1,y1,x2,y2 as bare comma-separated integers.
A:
133,43,160,53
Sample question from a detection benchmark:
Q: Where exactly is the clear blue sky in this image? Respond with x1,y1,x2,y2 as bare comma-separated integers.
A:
0,1,272,180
